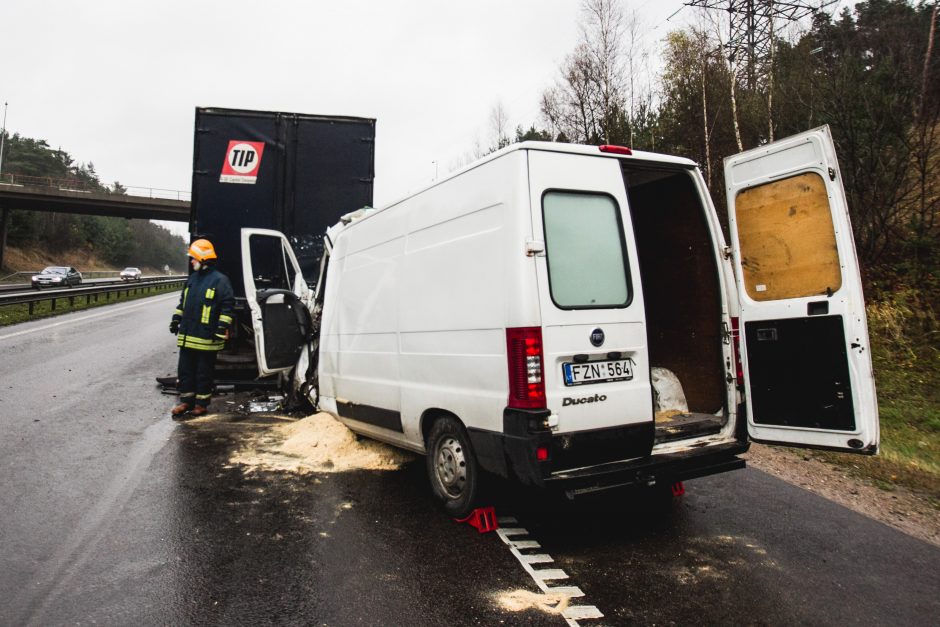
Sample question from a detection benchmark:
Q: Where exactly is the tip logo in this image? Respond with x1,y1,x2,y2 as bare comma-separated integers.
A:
220,140,265,184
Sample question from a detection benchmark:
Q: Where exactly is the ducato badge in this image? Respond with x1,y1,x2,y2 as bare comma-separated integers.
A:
590,328,604,347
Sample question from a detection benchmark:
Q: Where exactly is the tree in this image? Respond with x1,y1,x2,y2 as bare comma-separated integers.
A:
540,0,634,145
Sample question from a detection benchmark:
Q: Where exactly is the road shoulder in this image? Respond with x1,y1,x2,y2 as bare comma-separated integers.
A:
743,444,940,548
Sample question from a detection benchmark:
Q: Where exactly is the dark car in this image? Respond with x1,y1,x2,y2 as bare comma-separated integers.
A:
31,266,82,289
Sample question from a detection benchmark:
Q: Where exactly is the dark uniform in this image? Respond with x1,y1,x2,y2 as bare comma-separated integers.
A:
171,264,234,411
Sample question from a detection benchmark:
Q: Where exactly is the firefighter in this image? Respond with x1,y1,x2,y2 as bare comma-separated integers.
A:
169,238,235,418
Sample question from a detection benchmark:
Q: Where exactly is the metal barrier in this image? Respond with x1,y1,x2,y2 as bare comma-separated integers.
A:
0,278,186,316
0,273,186,290
0,173,190,201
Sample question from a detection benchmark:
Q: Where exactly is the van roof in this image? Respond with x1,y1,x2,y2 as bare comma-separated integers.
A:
343,141,699,228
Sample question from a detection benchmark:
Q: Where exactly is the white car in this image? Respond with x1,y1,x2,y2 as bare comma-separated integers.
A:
120,267,142,281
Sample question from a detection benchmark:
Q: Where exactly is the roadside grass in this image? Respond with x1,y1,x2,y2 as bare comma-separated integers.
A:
810,293,940,505
0,283,181,327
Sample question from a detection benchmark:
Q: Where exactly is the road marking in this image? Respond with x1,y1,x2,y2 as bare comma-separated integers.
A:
496,516,603,627
0,293,177,342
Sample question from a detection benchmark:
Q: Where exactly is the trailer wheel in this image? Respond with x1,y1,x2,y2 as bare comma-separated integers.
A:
426,416,480,518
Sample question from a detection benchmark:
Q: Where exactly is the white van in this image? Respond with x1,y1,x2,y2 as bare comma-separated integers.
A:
240,126,879,517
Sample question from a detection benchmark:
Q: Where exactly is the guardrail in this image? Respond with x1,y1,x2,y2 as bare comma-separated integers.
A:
0,275,187,294
0,270,182,284
0,278,186,316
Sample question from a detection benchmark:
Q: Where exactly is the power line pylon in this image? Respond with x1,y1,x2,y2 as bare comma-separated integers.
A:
685,0,838,88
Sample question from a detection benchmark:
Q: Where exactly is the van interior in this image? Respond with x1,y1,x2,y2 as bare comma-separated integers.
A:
622,164,729,445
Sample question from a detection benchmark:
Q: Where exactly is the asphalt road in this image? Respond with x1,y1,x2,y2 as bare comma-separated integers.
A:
1,295,938,626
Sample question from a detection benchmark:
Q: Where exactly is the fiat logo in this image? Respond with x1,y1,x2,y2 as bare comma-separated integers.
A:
590,328,605,347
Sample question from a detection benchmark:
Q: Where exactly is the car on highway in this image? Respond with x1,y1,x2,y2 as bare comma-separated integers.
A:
120,267,142,281
31,266,82,289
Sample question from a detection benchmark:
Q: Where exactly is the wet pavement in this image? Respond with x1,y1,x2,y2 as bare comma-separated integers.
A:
1,295,939,626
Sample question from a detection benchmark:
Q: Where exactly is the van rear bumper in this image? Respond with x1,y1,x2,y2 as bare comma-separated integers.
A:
467,408,749,491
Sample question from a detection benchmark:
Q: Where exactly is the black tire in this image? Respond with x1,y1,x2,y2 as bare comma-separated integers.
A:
426,416,480,518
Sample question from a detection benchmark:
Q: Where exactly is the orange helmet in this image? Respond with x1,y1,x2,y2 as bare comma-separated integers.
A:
188,239,217,262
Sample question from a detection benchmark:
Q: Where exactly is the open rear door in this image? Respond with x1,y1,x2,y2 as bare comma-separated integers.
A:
725,126,879,453
240,228,313,377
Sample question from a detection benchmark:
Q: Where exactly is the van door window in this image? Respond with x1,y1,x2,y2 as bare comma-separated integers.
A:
542,191,631,309
734,172,842,301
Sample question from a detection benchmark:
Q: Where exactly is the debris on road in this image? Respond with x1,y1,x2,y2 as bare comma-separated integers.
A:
226,412,416,474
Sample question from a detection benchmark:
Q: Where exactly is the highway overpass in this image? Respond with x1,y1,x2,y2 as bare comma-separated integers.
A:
0,181,190,269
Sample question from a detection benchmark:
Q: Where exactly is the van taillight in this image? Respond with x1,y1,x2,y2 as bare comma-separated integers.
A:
599,144,633,155
506,327,546,409
731,316,743,383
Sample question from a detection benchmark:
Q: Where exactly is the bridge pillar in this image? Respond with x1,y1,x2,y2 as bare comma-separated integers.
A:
0,206,8,272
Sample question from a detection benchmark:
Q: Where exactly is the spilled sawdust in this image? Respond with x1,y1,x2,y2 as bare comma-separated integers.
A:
495,590,571,615
227,412,416,474
655,409,684,423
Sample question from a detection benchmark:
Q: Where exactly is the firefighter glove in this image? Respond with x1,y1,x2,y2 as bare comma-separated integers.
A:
169,319,180,334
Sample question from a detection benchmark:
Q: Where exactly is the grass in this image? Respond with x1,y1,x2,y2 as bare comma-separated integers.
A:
810,291,940,505
0,283,181,327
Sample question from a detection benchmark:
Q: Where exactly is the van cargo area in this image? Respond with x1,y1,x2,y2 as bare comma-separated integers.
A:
623,164,728,445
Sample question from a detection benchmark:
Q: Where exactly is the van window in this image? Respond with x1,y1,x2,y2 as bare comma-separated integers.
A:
542,191,630,308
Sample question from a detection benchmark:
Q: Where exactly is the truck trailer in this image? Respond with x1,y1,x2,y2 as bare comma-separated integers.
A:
189,107,375,378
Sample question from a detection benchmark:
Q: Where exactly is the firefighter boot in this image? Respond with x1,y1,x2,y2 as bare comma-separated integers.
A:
190,405,209,417
171,403,192,417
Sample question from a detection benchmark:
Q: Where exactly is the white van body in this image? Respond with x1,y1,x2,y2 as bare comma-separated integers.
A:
241,127,879,516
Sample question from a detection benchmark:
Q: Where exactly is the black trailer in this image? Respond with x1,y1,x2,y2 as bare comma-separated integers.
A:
188,107,375,382
190,107,376,297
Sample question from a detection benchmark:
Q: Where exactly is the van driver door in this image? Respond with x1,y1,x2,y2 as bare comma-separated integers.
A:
725,126,879,453
240,228,313,377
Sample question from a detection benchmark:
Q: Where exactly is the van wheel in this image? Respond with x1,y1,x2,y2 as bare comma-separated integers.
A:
426,416,479,518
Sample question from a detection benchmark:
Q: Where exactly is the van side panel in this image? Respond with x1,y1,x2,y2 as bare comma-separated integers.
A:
321,152,537,449
399,151,534,441
319,204,408,443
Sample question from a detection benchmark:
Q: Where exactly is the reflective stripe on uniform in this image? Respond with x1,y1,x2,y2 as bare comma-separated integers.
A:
206,288,215,299
177,334,224,350
182,287,189,307
174,309,183,316
218,314,233,325
196,393,212,400
201,305,211,324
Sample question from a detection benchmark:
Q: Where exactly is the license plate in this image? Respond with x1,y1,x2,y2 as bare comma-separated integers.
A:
563,359,634,386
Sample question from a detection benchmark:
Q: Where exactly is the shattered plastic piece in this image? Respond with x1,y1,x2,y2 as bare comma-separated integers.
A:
671,481,686,497
248,401,280,413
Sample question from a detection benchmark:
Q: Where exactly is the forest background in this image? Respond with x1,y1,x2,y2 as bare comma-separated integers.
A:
0,0,936,497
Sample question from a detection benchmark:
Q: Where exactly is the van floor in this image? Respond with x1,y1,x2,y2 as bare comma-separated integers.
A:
654,411,725,444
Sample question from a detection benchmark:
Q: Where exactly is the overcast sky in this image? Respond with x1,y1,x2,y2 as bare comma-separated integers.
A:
1,0,850,237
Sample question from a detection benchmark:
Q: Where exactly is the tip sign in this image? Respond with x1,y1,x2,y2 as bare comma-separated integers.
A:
220,140,265,184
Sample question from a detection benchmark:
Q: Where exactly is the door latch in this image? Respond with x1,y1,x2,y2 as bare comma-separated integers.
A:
525,240,546,257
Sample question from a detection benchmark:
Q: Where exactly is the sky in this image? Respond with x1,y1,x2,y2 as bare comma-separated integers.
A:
0,0,853,237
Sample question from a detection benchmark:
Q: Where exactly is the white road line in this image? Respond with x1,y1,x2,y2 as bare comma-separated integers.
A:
0,293,177,342
496,518,603,627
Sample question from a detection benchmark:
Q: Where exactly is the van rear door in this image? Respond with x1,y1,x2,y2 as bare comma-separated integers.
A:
240,228,313,377
725,126,879,453
527,149,654,456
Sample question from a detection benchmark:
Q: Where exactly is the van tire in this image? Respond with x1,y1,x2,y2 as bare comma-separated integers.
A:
426,416,480,519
